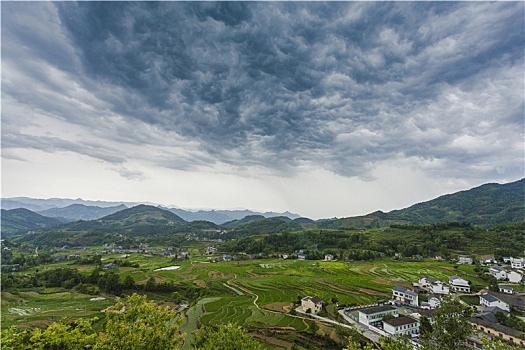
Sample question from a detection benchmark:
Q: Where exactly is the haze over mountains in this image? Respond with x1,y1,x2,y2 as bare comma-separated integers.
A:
1,197,300,225
1,178,523,237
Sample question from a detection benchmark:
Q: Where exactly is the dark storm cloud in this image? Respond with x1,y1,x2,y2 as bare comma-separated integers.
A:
3,2,523,180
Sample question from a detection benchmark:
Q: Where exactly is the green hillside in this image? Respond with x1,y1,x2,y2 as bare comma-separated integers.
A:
388,178,524,225
220,217,303,239
1,208,63,236
99,204,186,225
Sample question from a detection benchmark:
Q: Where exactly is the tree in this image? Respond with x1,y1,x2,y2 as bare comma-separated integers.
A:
103,272,121,294
423,297,472,350
380,336,413,350
488,276,499,292
144,277,156,292
1,318,98,350
482,337,522,350
192,323,262,350
419,315,433,339
123,275,135,290
95,293,184,350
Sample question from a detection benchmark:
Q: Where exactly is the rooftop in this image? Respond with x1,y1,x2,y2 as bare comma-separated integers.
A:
470,317,522,338
359,305,396,315
302,296,323,304
393,286,417,296
481,294,502,303
449,275,466,281
488,292,524,308
384,316,418,327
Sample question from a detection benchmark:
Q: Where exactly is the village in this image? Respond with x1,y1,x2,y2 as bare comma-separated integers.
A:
298,254,525,349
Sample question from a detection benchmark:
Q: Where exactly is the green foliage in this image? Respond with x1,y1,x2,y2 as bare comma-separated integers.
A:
1,208,62,236
494,312,525,333
419,316,433,339
1,318,98,350
422,297,473,350
380,336,413,350
95,293,184,350
341,328,374,350
221,217,303,240
388,179,525,226
2,294,183,350
192,322,263,350
482,337,523,350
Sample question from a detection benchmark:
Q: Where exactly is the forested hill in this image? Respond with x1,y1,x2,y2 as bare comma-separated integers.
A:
61,205,187,232
98,204,185,224
387,178,524,226
1,208,63,236
307,178,524,229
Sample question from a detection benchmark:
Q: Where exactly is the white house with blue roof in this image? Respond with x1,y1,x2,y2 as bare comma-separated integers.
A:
480,293,510,312
392,286,418,307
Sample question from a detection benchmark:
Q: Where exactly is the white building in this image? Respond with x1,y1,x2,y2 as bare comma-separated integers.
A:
301,296,323,314
358,305,398,327
510,258,524,269
419,276,449,295
458,255,473,265
205,246,218,255
490,265,508,280
479,255,495,265
324,254,334,261
392,286,419,307
499,285,514,295
480,294,510,312
449,275,470,293
383,316,420,337
508,270,523,284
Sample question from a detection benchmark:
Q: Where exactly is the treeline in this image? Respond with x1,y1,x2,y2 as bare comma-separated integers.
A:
1,266,208,303
220,230,369,255
218,218,304,240
220,230,383,261
219,222,525,258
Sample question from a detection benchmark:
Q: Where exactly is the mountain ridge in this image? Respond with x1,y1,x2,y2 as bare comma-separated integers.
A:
1,178,523,236
1,197,300,224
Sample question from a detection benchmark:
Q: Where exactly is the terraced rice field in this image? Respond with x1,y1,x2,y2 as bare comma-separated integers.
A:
1,289,114,328
170,257,485,334
2,255,486,337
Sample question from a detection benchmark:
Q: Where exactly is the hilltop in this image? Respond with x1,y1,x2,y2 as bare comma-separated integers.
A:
0,208,63,236
314,178,524,229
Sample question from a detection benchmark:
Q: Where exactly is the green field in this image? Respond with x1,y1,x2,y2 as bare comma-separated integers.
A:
1,253,492,348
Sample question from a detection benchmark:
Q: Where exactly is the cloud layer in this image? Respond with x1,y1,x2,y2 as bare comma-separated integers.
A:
2,2,523,215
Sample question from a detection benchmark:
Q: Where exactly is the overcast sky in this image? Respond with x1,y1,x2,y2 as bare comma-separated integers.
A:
2,2,523,219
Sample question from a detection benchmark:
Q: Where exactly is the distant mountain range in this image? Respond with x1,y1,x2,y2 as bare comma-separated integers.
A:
38,204,128,222
1,197,300,225
1,178,523,237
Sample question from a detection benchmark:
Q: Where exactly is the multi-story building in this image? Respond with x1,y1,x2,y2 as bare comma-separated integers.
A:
479,294,510,312
490,266,508,280
449,275,471,293
419,276,450,295
357,305,398,327
392,286,419,307
301,296,323,314
383,316,420,337
458,255,473,265
510,258,524,269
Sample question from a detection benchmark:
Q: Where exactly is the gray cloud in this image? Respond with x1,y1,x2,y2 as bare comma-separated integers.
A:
2,2,523,183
